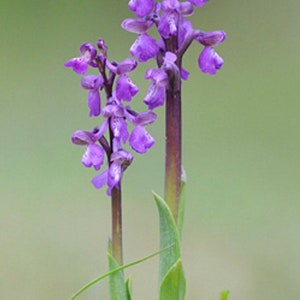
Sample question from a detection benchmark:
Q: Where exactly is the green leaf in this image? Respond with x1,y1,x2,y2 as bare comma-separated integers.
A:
125,277,132,300
69,244,174,300
159,258,186,300
220,290,230,300
153,191,181,282
178,178,186,240
108,247,128,300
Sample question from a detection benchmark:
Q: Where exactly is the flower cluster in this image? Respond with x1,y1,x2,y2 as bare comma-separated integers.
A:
65,0,226,194
65,39,156,195
122,0,226,109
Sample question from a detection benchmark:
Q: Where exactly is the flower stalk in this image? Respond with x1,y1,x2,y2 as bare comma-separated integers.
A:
164,37,182,223
164,78,182,223
111,186,123,265
66,38,157,269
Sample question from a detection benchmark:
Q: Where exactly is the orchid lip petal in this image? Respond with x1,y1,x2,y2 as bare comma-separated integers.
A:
198,46,224,75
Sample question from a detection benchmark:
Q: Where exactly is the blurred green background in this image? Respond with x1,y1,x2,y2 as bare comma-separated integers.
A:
1,0,299,299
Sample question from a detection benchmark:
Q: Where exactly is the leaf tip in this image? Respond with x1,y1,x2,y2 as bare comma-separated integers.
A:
220,290,230,300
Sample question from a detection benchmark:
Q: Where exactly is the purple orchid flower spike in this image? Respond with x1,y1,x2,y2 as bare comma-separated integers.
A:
122,0,226,82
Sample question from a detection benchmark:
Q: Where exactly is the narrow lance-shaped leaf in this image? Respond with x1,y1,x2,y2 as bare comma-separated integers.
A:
125,277,132,300
69,244,174,300
153,192,186,299
159,258,186,300
108,240,129,300
153,191,181,282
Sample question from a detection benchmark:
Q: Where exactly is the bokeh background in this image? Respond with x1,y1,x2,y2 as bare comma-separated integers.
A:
1,0,299,299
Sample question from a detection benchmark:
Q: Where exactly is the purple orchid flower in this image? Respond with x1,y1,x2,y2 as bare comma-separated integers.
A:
128,111,157,153
144,68,168,109
198,46,224,75
128,0,154,18
64,42,96,75
195,30,226,75
121,18,154,34
129,126,155,154
66,0,226,193
130,33,159,62
71,125,107,170
91,149,133,195
116,74,139,101
196,30,226,47
116,58,138,75
81,75,104,117
158,2,180,39
102,102,129,144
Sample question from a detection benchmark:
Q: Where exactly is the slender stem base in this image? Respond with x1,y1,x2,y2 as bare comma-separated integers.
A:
164,58,182,223
111,187,123,266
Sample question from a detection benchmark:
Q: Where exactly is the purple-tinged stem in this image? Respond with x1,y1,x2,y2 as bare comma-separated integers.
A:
108,121,123,266
111,187,123,265
164,36,182,223
100,136,123,266
96,57,123,265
